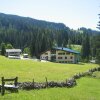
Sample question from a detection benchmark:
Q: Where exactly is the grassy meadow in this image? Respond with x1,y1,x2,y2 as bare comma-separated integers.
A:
0,56,100,100
71,45,82,52
0,77,100,100
0,56,97,82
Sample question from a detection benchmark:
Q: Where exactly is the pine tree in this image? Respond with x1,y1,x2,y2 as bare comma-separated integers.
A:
97,14,100,29
81,32,90,61
96,48,100,65
68,39,72,49
1,43,6,56
96,14,100,65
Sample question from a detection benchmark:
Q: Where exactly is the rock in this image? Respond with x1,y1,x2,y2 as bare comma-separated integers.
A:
66,78,77,87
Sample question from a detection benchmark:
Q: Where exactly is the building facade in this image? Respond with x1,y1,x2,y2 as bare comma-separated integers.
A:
6,49,22,59
40,47,80,63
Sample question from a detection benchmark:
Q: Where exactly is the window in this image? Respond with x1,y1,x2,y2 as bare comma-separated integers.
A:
61,61,64,63
51,50,56,54
66,52,70,55
58,57,62,59
45,56,48,60
58,53,65,55
70,56,73,59
58,53,62,55
65,57,67,59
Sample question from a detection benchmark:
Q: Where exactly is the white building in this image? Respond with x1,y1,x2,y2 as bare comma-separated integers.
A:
23,54,28,58
6,49,22,59
40,47,80,63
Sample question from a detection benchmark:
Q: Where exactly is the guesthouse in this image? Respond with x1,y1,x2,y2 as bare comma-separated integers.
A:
40,47,80,63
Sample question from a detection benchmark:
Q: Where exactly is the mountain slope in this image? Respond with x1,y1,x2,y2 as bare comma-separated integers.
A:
0,13,69,56
0,13,99,57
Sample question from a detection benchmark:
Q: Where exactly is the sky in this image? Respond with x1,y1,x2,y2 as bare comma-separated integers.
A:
0,0,100,30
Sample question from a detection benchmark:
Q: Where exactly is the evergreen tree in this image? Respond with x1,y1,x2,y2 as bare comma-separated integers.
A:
96,48,100,65
96,13,100,65
94,35,100,65
81,32,90,60
1,43,6,56
97,14,100,30
0,13,99,58
68,39,72,49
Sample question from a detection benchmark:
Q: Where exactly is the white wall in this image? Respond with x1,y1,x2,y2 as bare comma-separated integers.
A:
40,50,78,63
7,52,21,57
56,50,75,63
40,51,51,60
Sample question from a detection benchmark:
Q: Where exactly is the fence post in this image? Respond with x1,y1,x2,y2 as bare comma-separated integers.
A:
45,77,48,87
15,77,18,86
66,79,67,86
1,77,5,95
33,78,34,89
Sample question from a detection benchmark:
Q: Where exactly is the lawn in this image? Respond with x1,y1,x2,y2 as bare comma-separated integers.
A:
0,56,97,82
70,44,82,52
0,77,100,100
0,56,99,100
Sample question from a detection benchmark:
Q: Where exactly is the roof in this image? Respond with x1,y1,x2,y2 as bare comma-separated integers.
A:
53,47,80,54
6,49,22,52
23,54,28,56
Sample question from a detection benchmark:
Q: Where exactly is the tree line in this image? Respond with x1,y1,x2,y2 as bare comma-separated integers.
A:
0,13,100,62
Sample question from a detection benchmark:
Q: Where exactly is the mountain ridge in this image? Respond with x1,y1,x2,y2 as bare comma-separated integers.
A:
0,13,67,30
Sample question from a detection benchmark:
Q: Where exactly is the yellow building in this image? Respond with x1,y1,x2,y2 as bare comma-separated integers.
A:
40,47,80,63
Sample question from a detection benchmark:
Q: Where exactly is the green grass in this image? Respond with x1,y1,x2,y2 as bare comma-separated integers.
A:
0,56,97,82
71,45,82,52
0,56,99,100
92,71,100,78
0,77,100,100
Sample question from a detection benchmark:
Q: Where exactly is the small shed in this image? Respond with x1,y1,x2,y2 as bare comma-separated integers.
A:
23,54,28,58
6,49,21,58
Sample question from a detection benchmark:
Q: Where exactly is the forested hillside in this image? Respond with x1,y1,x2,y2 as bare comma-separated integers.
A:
0,13,99,60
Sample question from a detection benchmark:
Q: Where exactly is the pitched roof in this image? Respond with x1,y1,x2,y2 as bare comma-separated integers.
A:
6,49,21,52
53,47,80,54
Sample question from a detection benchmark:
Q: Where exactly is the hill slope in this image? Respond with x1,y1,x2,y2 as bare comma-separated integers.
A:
0,13,70,56
0,13,99,57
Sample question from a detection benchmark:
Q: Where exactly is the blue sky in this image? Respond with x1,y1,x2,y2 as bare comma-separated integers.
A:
0,0,100,30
